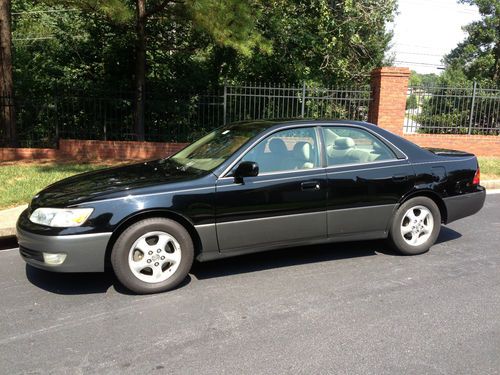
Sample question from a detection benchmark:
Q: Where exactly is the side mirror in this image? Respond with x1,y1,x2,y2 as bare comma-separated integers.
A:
234,161,259,181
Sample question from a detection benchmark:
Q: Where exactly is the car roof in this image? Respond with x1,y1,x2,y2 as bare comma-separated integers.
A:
228,119,376,131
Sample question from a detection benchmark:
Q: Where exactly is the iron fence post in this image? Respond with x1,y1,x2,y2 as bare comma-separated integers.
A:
223,81,227,125
468,80,477,135
54,95,60,148
301,82,306,117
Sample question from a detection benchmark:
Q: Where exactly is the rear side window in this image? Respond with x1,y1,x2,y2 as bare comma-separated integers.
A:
322,127,396,167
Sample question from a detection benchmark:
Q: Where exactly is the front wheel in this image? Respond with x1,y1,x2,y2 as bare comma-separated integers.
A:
111,218,194,294
389,197,441,255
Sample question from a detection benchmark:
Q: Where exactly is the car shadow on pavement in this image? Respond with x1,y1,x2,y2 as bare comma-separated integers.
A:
191,226,462,280
0,235,18,251
25,265,125,295
25,265,193,295
24,226,461,294
435,225,462,244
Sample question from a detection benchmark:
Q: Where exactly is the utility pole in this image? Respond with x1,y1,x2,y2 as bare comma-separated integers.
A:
0,0,17,147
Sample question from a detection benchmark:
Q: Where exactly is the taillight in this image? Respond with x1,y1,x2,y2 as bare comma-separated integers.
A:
472,167,480,185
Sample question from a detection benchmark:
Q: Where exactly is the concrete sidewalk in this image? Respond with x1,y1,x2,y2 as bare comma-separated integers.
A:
0,180,499,239
0,205,27,237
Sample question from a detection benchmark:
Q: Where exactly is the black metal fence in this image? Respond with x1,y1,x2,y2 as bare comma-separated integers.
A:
225,83,371,123
2,91,224,148
3,81,500,148
1,83,372,148
405,83,500,135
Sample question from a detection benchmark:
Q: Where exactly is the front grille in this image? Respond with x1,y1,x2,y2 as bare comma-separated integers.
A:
19,246,44,262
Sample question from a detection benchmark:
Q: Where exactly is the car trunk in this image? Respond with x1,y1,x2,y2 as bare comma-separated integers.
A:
423,147,474,157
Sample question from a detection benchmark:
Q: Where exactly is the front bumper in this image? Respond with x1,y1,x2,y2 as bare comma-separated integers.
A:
443,188,486,224
16,227,112,273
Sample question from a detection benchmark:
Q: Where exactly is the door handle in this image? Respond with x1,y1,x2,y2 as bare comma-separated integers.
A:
392,174,408,182
301,181,321,191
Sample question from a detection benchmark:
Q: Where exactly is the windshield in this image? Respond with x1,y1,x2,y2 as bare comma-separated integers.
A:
169,122,272,172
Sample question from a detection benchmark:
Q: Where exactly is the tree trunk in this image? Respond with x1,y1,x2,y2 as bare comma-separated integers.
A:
0,0,17,147
134,0,146,141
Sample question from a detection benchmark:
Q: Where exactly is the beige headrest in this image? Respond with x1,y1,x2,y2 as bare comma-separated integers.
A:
293,141,312,161
334,137,355,150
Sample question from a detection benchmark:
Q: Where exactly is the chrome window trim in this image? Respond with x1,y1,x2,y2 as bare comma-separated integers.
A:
325,158,409,173
218,122,409,179
219,124,322,178
217,171,326,188
253,172,326,184
321,125,407,162
218,167,326,181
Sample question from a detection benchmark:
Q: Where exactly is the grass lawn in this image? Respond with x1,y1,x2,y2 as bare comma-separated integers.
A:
0,162,119,210
0,157,499,211
478,157,500,180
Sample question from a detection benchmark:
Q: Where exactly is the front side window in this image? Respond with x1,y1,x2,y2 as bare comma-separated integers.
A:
240,127,319,174
323,127,396,166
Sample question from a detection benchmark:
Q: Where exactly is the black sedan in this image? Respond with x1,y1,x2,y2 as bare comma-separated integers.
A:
17,120,486,294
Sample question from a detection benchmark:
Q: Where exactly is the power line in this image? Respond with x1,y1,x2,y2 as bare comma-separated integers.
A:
395,51,444,57
394,60,445,67
393,43,448,51
402,0,479,15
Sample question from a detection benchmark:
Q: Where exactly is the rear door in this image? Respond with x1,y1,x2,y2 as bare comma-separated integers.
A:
215,126,328,252
322,125,415,238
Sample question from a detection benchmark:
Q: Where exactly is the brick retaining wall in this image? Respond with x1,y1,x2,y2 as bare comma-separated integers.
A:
0,147,58,161
0,139,188,162
403,134,500,157
59,139,188,161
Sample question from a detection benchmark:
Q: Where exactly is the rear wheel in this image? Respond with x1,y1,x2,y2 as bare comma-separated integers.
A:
389,197,441,255
111,218,194,294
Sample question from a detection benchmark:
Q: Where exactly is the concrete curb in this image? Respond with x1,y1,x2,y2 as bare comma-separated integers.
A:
0,181,499,240
482,180,500,190
0,205,27,238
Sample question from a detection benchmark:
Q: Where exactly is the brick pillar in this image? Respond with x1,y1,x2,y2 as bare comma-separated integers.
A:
368,67,410,135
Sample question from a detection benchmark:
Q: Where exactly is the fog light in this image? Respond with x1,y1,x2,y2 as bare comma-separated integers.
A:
42,252,67,265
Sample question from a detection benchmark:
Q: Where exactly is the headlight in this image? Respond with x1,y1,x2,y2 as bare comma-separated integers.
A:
29,208,94,227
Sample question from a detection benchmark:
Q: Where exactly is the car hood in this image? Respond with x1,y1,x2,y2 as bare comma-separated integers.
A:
30,159,208,209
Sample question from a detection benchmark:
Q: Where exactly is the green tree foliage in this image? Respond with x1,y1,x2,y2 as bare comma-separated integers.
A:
218,0,396,85
444,0,500,85
406,94,418,110
417,69,499,135
8,0,397,143
408,70,439,88
416,0,500,136
12,0,395,92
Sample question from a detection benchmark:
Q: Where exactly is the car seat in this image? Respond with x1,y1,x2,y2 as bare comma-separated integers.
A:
292,141,315,169
327,137,356,165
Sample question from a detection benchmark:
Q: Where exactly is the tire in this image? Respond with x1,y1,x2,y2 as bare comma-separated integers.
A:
111,217,194,294
389,197,441,255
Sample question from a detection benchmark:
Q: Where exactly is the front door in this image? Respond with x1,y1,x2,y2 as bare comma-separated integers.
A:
215,126,327,252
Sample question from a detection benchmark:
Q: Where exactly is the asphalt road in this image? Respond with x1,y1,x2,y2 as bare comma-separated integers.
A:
1,195,499,375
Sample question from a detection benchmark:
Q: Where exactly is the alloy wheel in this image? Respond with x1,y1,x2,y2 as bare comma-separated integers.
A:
128,231,182,283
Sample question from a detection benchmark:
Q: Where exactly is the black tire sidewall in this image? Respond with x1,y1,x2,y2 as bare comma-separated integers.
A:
111,218,194,294
390,197,441,255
